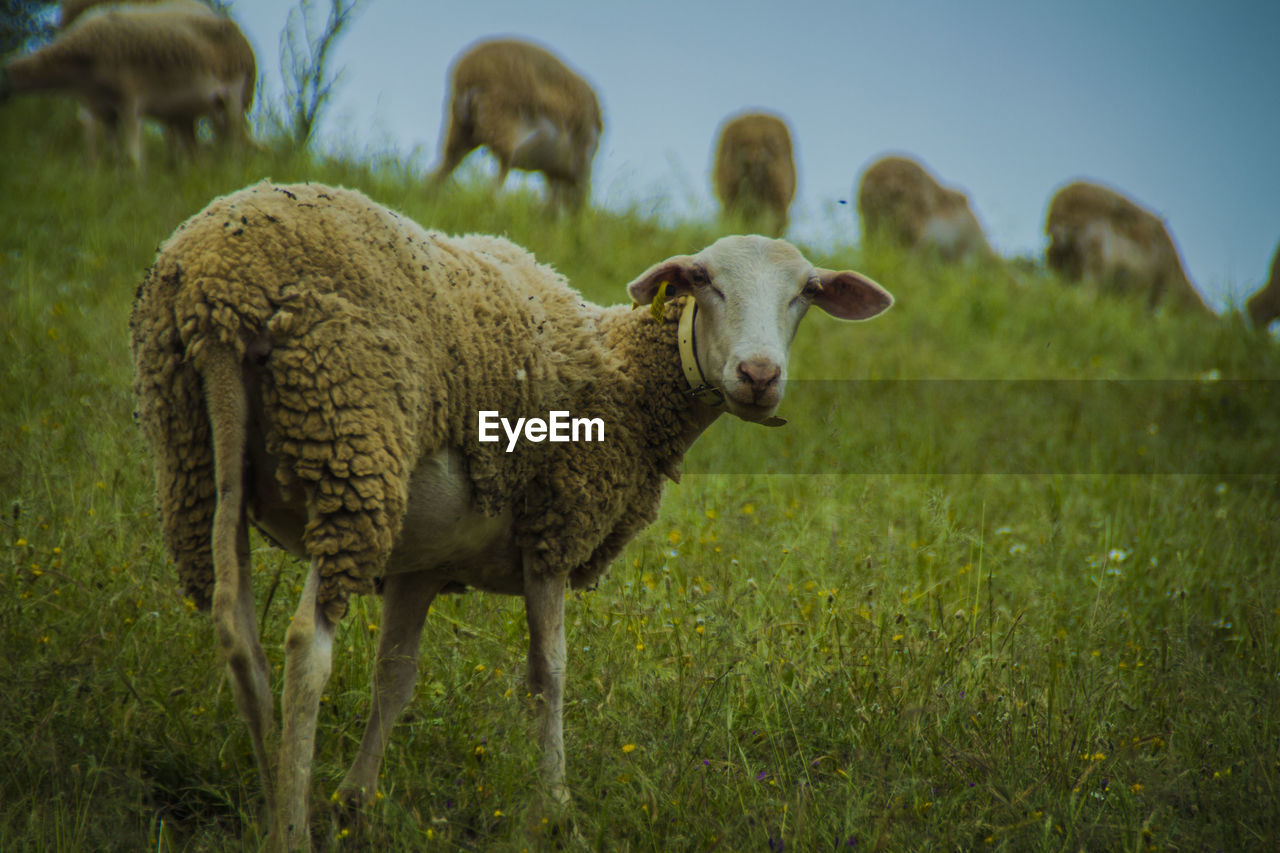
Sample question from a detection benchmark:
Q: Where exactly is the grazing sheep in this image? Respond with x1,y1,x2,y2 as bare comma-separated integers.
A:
130,180,893,847
1,0,256,170
1045,180,1212,315
430,38,603,211
1245,242,1280,330
713,111,797,236
59,0,211,28
857,155,991,261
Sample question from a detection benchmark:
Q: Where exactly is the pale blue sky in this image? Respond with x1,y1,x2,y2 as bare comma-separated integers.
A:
231,0,1280,310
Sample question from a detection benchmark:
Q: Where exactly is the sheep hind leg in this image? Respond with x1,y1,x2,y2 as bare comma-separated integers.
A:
335,572,444,814
524,560,570,806
430,124,480,188
273,563,336,850
205,347,277,827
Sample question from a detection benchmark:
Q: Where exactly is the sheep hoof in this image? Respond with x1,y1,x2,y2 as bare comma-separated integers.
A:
331,787,370,832
524,792,577,842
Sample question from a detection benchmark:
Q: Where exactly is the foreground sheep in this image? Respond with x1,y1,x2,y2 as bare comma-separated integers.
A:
713,111,797,236
1,0,255,169
1245,242,1280,330
857,155,990,261
130,181,892,847
430,38,603,211
1045,181,1212,315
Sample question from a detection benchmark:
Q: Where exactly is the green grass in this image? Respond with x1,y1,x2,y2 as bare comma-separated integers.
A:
2,97,1278,851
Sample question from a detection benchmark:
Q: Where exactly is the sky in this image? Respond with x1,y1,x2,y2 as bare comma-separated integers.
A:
227,0,1280,310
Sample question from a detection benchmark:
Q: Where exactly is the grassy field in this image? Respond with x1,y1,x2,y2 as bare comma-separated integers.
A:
2,98,1278,851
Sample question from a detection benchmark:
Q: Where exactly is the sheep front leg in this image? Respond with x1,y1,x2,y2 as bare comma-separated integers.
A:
273,563,336,850
337,571,444,810
524,559,569,804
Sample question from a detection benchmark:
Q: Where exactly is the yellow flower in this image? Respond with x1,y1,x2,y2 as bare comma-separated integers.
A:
741,503,755,515
622,743,636,753
704,508,717,519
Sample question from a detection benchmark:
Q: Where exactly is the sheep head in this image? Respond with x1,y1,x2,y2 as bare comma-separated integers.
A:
628,235,892,423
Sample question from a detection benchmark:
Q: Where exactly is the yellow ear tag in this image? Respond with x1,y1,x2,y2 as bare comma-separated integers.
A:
649,280,669,322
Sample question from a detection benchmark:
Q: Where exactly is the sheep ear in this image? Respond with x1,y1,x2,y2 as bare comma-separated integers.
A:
626,255,704,305
812,268,894,320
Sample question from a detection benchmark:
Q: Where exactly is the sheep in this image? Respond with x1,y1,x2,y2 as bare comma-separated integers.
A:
0,0,256,170
712,111,797,237
59,0,211,28
430,38,603,211
1045,180,1213,315
856,155,991,261
129,180,893,847
1245,242,1280,330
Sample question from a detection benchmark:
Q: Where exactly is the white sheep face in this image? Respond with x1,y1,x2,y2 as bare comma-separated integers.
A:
627,235,893,422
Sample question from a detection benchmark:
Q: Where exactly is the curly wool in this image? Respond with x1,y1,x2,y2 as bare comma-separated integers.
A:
132,181,699,612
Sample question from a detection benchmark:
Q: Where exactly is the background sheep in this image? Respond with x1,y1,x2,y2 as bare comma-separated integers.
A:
1,1,255,170
430,38,603,211
712,111,796,237
130,181,892,847
59,0,211,28
1245,242,1280,330
857,155,991,261
1045,180,1213,315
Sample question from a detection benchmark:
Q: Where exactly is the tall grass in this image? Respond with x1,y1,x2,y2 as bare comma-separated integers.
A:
2,97,1277,850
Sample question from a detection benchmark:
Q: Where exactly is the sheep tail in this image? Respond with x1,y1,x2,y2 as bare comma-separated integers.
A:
202,346,249,615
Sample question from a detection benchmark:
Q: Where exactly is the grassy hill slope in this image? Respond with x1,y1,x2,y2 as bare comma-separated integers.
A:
2,99,1278,851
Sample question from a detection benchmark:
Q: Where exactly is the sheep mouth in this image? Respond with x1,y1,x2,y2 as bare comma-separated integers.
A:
724,397,782,423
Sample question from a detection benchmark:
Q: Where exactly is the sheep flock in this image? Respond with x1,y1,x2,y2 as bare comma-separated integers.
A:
3,1,1276,849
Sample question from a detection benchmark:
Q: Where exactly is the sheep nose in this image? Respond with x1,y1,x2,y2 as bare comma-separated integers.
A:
736,358,781,398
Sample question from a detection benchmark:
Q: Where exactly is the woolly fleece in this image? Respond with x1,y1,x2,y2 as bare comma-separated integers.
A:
131,181,702,613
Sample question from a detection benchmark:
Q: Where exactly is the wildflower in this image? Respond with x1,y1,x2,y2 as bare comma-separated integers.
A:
1107,548,1129,563
622,743,636,753
367,623,378,633
705,508,718,519
741,503,755,515
15,538,27,547
1130,783,1144,793
473,664,485,673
